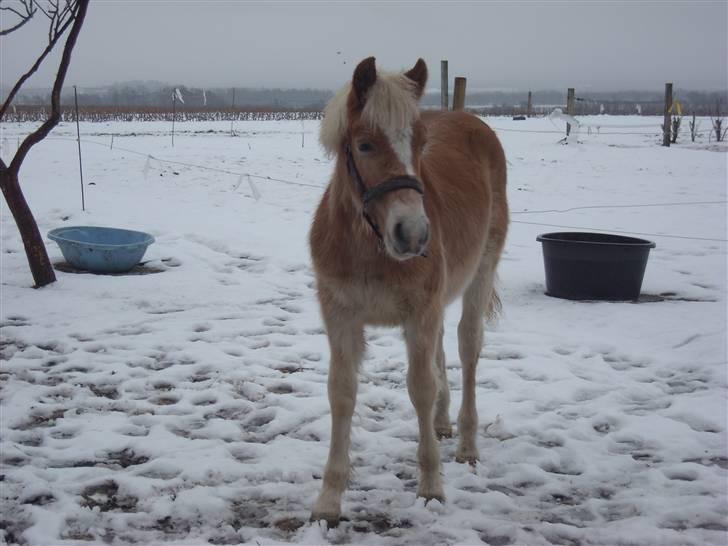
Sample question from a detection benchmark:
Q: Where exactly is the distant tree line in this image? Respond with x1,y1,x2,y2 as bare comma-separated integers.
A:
7,105,324,123
5,82,333,110
2,82,726,120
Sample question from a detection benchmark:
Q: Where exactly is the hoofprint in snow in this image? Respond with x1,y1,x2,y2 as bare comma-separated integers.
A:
0,117,726,546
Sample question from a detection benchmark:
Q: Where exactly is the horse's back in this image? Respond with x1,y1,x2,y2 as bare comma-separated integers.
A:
421,110,505,187
420,110,508,299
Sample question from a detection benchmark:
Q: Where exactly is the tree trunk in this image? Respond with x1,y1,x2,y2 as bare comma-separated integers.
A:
0,170,56,287
0,0,88,288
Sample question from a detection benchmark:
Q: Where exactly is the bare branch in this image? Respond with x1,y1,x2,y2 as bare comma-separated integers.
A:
45,0,75,42
0,0,36,17
0,0,77,40
34,1,51,18
0,0,37,35
48,0,59,41
0,5,30,18
0,4,77,120
0,15,32,35
10,0,88,174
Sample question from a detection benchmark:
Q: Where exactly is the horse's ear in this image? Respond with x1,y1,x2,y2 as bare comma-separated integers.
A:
404,58,428,99
352,56,377,108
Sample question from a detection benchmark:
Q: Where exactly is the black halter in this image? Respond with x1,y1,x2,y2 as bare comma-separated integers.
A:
345,144,424,242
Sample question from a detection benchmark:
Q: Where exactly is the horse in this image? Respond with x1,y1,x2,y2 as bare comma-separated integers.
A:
309,57,509,524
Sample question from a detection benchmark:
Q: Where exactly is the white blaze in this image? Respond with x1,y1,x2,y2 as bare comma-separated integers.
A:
384,126,415,176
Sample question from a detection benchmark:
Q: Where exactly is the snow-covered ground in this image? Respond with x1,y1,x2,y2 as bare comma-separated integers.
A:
1,116,726,546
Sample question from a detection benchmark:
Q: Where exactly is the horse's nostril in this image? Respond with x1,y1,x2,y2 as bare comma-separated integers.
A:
394,222,406,245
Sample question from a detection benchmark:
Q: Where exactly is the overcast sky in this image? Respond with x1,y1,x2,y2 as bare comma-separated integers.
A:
2,1,727,92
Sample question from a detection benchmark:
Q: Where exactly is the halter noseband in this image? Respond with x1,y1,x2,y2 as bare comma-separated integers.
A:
345,144,424,242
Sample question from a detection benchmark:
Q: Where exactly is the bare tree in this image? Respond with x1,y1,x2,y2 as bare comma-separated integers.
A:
711,99,727,143
689,113,699,143
0,0,90,287
670,115,681,144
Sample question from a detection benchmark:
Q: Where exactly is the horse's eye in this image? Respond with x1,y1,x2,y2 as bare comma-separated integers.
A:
357,142,373,153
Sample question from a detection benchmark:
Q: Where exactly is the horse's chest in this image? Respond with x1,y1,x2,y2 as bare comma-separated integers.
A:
327,274,412,326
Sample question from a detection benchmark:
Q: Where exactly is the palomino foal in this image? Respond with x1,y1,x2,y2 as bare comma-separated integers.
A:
309,57,508,523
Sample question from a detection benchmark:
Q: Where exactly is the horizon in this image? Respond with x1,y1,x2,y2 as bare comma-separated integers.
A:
7,81,728,96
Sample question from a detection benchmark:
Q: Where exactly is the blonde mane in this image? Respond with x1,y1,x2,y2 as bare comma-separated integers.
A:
319,71,420,156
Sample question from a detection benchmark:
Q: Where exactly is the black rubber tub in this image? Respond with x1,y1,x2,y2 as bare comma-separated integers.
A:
537,232,656,301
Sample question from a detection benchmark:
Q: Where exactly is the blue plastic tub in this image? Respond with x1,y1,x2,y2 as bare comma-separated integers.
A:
48,226,155,274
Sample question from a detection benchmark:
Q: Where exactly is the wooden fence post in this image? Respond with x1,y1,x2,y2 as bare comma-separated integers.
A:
440,60,448,111
566,87,575,136
453,77,466,111
527,91,533,117
663,82,673,147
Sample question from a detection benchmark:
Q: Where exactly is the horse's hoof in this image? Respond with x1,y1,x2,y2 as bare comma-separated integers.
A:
310,512,341,528
417,482,445,504
455,443,479,465
455,453,479,466
435,425,453,439
418,491,446,505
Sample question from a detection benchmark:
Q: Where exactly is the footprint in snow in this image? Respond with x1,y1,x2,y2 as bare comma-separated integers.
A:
0,315,30,327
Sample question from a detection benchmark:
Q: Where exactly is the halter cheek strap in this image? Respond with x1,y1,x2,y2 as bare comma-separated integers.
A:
345,145,424,242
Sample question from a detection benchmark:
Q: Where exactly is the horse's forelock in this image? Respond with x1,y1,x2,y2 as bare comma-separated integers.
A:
360,72,420,135
319,71,420,158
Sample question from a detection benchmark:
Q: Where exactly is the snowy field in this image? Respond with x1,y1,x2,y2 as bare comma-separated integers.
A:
1,116,726,546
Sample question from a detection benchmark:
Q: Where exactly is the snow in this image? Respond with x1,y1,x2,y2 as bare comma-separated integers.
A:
1,116,726,545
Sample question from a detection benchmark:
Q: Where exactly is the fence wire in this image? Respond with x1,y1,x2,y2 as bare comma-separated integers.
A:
42,136,326,189
3,132,724,244
512,220,727,243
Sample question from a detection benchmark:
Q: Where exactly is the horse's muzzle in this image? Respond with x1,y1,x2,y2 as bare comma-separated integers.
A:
389,215,430,259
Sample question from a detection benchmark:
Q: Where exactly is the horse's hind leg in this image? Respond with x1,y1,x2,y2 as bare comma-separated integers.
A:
311,309,364,525
456,254,498,463
434,326,452,439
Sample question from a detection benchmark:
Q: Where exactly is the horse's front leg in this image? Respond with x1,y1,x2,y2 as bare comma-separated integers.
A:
404,309,444,502
311,312,364,525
